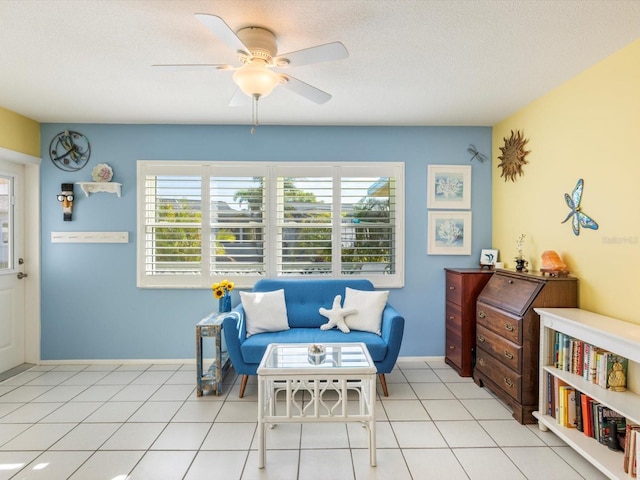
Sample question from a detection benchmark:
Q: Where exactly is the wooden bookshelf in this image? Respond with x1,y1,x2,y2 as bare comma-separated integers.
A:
534,308,640,480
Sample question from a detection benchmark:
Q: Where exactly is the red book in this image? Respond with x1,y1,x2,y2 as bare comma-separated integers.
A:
581,393,592,437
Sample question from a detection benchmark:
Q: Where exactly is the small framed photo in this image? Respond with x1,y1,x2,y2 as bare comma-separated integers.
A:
480,249,498,266
427,211,472,255
427,165,472,209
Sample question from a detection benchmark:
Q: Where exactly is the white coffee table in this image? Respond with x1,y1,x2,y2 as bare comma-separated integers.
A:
256,342,377,468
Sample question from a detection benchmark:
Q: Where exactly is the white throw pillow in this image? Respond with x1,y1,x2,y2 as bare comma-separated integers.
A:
240,289,290,337
342,287,389,335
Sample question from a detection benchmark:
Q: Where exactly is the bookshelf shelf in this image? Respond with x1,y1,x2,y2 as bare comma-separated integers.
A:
535,308,640,480
533,412,625,478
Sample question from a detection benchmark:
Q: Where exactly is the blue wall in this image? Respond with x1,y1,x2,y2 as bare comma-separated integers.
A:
40,124,492,360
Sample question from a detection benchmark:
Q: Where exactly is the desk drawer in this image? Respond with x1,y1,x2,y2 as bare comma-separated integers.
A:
476,349,521,402
445,272,463,305
476,302,521,344
476,324,521,372
445,328,463,370
446,302,462,333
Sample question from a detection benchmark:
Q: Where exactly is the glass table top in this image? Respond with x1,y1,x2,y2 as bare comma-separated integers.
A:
261,343,373,370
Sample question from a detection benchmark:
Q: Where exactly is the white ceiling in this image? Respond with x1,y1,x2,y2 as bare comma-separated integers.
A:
2,0,640,126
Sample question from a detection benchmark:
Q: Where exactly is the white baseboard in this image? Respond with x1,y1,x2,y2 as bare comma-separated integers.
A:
38,358,197,366
37,355,445,366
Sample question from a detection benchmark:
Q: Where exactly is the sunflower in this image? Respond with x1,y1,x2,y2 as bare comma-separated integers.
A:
213,287,225,299
211,280,234,299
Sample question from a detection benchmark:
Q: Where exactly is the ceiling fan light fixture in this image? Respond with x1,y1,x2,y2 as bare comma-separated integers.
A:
232,61,279,99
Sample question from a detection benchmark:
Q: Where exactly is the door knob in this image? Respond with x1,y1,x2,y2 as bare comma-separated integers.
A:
17,272,28,279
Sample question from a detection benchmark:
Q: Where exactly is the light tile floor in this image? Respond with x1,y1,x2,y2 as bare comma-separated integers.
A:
0,358,609,480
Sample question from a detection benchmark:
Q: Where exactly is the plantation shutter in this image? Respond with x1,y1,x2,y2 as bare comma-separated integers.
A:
140,164,203,287
340,165,396,276
209,173,266,277
274,166,333,275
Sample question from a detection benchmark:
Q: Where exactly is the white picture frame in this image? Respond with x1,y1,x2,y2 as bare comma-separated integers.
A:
480,248,499,265
427,165,472,209
427,211,472,255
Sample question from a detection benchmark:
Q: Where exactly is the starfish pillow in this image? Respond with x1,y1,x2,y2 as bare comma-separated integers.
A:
319,295,357,333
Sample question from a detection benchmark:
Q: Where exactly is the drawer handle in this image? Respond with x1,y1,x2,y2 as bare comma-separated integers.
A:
449,286,455,290
504,377,515,388
478,311,486,319
508,280,513,284
503,351,513,359
449,316,455,321
477,335,485,343
504,323,514,332
449,345,455,350
478,358,486,367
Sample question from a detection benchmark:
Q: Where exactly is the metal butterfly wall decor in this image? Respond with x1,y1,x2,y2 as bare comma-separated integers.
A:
561,179,599,236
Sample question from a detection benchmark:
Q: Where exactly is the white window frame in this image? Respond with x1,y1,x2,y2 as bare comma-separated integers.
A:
137,161,404,289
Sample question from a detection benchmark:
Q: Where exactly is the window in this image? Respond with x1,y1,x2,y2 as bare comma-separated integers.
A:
137,161,404,288
0,175,13,270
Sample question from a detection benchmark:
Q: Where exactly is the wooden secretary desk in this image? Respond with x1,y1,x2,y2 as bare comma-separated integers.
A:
473,269,578,424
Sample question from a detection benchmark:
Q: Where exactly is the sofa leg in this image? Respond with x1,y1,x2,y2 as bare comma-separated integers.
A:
239,375,248,398
379,374,389,397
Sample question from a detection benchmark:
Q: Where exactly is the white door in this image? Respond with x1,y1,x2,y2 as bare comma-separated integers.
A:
0,159,26,373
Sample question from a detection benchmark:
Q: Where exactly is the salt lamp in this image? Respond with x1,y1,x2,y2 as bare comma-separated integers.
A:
540,250,569,275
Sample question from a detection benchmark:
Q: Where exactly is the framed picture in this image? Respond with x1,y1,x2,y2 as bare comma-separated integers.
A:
427,211,472,255
427,165,472,209
480,249,498,265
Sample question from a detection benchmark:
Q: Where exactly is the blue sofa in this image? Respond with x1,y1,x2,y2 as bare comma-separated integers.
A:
223,278,405,397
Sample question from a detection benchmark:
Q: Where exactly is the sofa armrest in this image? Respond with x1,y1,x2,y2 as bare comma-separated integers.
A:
222,305,257,376
222,305,246,342
378,303,405,373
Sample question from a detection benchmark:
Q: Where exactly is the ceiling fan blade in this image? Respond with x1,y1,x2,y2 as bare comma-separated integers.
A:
195,14,250,56
275,42,348,67
152,64,234,71
281,74,331,104
229,88,251,107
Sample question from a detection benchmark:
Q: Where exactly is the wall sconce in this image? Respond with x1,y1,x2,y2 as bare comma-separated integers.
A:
57,183,74,221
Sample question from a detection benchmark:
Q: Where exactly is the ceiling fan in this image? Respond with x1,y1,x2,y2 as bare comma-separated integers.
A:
154,14,349,127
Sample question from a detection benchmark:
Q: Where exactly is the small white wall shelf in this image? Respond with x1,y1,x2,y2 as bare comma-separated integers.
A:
76,182,122,197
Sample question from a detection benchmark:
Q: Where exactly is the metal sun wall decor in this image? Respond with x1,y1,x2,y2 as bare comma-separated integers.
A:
561,178,599,236
497,130,530,182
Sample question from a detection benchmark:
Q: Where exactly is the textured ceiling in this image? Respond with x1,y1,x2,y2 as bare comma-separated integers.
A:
1,0,640,126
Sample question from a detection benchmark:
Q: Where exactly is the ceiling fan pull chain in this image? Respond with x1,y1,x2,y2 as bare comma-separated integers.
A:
251,94,259,134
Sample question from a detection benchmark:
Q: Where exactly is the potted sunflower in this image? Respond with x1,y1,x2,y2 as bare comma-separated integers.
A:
212,279,234,313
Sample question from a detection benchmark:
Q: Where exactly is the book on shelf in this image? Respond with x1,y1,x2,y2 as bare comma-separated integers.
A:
625,424,640,476
574,385,583,432
581,393,593,437
547,372,555,417
599,405,626,446
550,332,628,392
566,388,577,429
582,342,591,381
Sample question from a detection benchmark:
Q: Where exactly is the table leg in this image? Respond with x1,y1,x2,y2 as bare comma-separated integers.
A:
195,327,203,397
258,376,266,468
369,376,377,467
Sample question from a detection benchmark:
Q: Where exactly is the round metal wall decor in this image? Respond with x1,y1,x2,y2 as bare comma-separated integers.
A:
49,130,91,171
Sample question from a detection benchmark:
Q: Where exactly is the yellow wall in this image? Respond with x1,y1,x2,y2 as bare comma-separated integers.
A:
0,106,40,157
493,38,640,324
